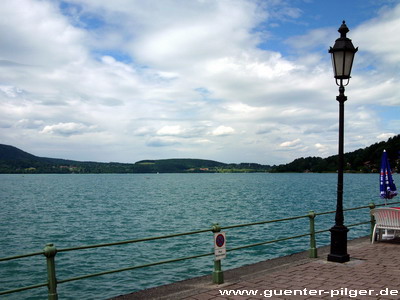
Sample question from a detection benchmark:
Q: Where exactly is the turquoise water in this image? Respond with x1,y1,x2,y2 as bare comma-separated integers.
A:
0,173,393,299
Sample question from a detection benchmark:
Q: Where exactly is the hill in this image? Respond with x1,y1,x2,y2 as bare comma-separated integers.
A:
0,145,271,173
0,144,38,161
271,134,400,173
1,134,399,173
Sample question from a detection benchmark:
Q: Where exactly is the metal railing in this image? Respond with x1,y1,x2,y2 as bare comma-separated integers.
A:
1,201,398,299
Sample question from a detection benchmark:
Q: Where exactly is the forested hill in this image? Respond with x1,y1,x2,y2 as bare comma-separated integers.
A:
0,134,399,173
0,144,270,173
271,134,400,173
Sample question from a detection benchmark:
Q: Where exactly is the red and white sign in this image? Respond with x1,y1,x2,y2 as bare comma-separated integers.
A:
214,232,226,260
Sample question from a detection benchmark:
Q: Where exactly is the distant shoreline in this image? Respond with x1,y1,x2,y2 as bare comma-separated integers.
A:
1,134,399,173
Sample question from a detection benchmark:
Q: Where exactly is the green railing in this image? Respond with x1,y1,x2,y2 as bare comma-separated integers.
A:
1,201,398,299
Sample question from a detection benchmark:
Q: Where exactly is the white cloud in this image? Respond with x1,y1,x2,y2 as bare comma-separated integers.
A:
157,125,184,136
354,4,400,65
41,122,96,136
280,138,301,148
134,127,154,136
210,126,235,136
194,139,213,144
0,85,24,98
315,143,330,154
377,133,397,141
0,0,86,67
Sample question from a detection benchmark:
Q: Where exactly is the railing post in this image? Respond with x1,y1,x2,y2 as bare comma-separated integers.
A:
43,243,58,300
308,211,317,258
211,223,224,284
369,202,376,242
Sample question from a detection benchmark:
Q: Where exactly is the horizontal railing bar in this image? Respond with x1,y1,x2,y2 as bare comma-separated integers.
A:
58,228,211,253
347,221,370,228
344,205,371,212
312,201,400,218
315,205,370,217
55,220,373,289
377,201,400,207
59,232,312,284
228,233,310,252
0,251,43,262
0,282,48,295
221,214,309,230
315,220,371,235
315,228,330,234
315,209,336,216
58,251,214,284
58,214,318,253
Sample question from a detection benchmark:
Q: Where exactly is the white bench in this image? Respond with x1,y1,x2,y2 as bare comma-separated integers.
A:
371,207,400,243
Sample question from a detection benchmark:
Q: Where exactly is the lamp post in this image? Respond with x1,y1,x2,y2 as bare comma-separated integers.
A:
327,21,358,263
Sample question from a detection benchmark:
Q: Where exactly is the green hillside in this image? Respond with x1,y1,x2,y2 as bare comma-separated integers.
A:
271,134,400,173
0,145,270,173
1,134,399,173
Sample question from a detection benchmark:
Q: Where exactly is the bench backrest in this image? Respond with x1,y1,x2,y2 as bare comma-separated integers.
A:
371,208,400,230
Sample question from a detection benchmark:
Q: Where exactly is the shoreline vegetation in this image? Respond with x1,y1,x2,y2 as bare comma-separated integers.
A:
0,134,399,174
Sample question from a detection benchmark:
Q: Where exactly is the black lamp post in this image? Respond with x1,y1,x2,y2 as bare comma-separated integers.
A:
327,21,358,263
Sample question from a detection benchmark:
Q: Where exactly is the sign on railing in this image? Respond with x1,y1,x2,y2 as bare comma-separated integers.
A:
214,232,226,260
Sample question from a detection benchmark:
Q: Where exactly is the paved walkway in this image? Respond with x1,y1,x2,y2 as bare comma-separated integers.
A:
112,237,400,299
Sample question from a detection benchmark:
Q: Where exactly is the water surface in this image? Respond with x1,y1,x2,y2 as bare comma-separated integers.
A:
0,173,390,299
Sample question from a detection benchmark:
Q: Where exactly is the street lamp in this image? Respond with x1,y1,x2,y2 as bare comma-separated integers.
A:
327,21,358,263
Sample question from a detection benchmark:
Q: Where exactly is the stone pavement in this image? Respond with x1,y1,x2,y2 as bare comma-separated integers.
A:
111,237,400,300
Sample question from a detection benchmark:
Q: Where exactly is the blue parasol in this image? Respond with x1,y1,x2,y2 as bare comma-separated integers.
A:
380,149,397,202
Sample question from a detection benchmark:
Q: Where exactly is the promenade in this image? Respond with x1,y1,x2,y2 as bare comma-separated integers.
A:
111,236,400,299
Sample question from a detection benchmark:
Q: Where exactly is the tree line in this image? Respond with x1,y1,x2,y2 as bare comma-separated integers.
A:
271,134,400,173
0,134,399,173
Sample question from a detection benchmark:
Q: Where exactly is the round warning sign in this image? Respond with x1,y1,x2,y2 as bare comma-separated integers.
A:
215,234,225,247
214,232,226,260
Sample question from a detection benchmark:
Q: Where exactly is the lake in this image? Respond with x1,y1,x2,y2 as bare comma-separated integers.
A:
0,173,394,299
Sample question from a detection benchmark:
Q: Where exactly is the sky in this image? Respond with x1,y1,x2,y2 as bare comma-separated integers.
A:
0,0,399,165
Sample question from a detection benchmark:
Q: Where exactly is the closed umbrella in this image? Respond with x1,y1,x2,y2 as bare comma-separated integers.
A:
380,149,397,203
379,149,398,239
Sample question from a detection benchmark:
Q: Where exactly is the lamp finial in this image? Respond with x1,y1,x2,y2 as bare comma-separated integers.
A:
338,21,349,38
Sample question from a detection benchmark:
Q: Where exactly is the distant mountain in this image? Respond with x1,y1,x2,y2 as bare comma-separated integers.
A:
0,144,271,173
0,144,37,161
0,144,96,173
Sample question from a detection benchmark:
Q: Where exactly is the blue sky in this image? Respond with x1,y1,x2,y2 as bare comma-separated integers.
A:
0,0,399,165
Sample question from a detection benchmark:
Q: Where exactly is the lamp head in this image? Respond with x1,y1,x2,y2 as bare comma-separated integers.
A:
329,21,358,86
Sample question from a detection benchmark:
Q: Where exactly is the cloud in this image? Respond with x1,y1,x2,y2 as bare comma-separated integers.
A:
0,0,399,164
210,126,235,136
0,0,86,67
377,133,397,141
285,28,333,52
0,85,25,98
279,138,301,148
156,125,184,136
134,126,154,136
146,137,180,147
315,143,330,154
41,122,97,136
16,119,45,129
354,4,400,66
